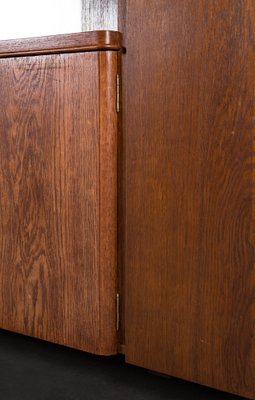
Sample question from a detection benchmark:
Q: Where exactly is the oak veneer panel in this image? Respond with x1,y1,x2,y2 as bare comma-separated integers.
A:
0,49,118,355
121,0,255,397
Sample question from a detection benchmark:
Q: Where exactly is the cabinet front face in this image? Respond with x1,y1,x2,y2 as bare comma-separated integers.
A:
0,49,118,355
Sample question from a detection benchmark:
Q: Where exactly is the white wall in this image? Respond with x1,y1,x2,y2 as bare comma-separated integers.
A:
0,0,118,40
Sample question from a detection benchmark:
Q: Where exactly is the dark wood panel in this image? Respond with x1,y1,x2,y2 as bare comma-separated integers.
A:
0,50,118,355
121,0,255,397
0,31,121,58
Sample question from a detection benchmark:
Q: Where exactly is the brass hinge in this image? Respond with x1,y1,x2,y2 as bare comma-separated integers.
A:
116,74,120,113
116,293,120,331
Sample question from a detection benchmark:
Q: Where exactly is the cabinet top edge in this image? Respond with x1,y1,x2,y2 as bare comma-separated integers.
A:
0,30,122,58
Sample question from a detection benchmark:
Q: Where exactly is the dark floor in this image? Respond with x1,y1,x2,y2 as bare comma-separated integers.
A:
0,329,245,400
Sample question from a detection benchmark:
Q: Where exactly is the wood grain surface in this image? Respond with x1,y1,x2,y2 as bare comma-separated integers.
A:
120,0,255,397
0,50,119,355
98,51,119,353
0,31,121,58
82,0,118,32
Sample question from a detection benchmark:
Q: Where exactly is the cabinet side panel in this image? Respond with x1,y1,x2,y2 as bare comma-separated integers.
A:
0,51,117,355
121,0,255,397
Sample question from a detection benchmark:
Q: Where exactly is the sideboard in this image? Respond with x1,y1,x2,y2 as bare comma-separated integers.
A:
0,1,254,398
0,30,121,356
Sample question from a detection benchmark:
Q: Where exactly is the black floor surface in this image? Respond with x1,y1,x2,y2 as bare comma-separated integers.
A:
0,329,246,400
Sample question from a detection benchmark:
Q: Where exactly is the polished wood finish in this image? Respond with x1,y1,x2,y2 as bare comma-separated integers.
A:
98,51,119,351
117,52,125,349
120,1,255,398
0,44,119,355
82,0,118,32
0,30,121,58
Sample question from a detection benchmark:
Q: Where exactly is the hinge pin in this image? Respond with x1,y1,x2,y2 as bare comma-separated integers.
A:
116,74,120,113
116,293,120,331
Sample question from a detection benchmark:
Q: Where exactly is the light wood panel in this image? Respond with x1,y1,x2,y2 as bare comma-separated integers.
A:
120,1,255,397
0,48,119,355
82,0,118,31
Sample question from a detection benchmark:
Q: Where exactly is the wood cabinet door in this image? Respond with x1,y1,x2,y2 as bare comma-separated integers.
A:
0,48,118,355
121,1,255,398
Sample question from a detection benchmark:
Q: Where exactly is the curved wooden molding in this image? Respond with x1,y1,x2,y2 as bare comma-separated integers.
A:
0,30,122,58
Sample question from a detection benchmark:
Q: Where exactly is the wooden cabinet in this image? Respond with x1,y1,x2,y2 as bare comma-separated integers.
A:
0,31,121,355
0,4,255,399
